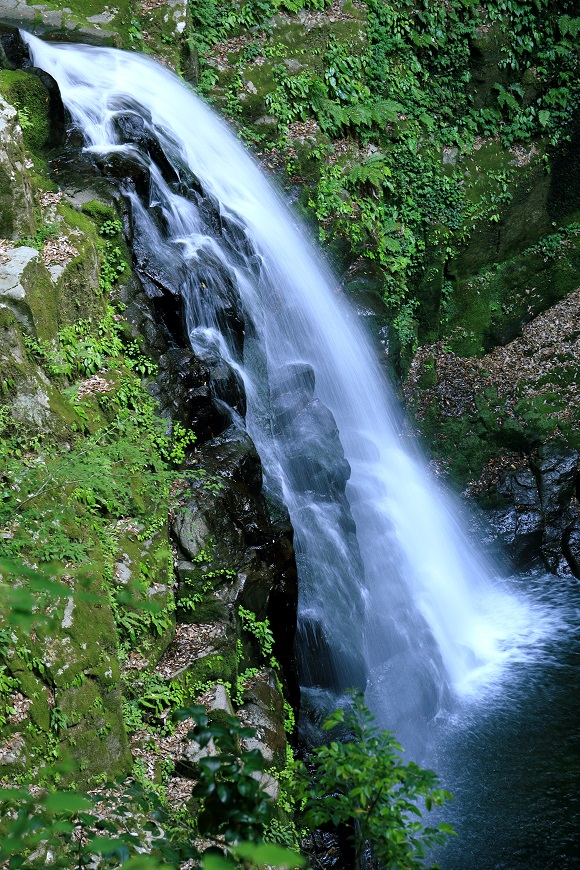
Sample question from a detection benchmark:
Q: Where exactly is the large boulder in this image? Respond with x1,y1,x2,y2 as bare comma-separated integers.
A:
0,93,35,238
172,424,299,703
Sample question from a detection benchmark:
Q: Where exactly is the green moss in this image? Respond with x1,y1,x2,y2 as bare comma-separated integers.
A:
445,225,580,356
50,207,108,328
81,199,118,224
21,256,58,343
207,707,235,728
0,71,51,157
59,690,132,784
35,0,132,46
418,405,496,489
179,591,229,624
187,650,237,688
0,165,15,238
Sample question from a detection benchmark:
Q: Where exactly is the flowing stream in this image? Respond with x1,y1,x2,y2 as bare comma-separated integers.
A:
23,35,579,866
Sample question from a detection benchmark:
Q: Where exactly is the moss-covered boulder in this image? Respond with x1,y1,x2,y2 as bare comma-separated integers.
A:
173,425,297,638
0,93,35,238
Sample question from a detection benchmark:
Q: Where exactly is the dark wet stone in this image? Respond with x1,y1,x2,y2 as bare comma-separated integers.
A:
484,448,580,574
486,505,545,569
535,444,579,519
0,23,29,69
173,425,299,704
111,110,179,185
281,398,351,498
184,251,246,361
220,208,260,272
295,618,367,692
563,519,580,580
118,273,169,358
94,149,152,197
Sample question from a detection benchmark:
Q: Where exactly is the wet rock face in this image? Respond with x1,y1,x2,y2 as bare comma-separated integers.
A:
172,425,299,704
154,347,228,440
486,466,545,569
0,23,30,69
485,445,580,578
407,288,580,580
535,445,580,576
119,276,246,442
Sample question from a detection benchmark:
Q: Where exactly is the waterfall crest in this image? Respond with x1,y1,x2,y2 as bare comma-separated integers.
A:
24,34,534,741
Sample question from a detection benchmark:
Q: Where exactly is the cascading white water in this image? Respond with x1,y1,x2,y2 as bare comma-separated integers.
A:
24,34,543,742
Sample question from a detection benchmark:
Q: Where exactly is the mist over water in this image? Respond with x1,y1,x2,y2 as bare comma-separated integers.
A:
22,41,580,864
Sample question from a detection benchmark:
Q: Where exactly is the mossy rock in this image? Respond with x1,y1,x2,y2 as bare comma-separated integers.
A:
187,648,237,690
52,204,108,328
0,316,83,435
0,93,36,239
2,0,129,46
58,682,132,784
81,198,118,225
444,225,580,356
447,140,551,288
113,527,176,664
468,20,513,110
416,403,497,490
0,70,51,155
16,251,59,341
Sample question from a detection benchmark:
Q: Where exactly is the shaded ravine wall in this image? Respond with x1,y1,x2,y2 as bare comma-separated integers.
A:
1,0,580,810
0,36,298,824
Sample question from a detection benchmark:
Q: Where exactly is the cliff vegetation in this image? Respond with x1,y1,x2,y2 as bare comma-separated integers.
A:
0,0,579,864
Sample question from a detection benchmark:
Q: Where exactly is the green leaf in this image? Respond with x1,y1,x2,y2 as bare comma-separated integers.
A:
119,858,169,869
203,853,234,870
233,841,306,867
538,109,551,127
216,783,230,804
86,836,129,855
43,792,93,813
199,756,222,774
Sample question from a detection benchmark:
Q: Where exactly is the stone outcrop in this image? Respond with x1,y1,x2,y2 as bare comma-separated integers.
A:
0,68,297,797
172,424,298,705
0,92,35,238
484,446,580,576
406,287,580,577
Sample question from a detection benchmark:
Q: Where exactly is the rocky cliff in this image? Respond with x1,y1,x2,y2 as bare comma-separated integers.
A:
0,32,298,853
0,0,580,857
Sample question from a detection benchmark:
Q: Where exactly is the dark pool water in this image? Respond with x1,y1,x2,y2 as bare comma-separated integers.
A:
430,573,580,869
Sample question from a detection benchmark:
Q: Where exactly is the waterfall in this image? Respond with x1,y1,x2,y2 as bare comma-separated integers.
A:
24,34,537,744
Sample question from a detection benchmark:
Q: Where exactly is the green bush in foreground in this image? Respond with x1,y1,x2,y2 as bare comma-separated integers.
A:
0,563,453,869
296,693,455,870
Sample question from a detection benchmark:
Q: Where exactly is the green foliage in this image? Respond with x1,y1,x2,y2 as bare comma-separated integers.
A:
203,841,305,870
125,672,186,721
0,773,177,868
17,220,58,251
128,17,144,44
174,704,273,844
0,560,73,631
0,664,18,726
24,306,123,379
167,421,197,464
188,0,332,56
97,218,128,292
480,1,580,145
295,693,454,869
238,607,275,658
198,0,580,355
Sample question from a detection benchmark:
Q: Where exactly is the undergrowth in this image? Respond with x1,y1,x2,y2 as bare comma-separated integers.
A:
188,0,580,358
